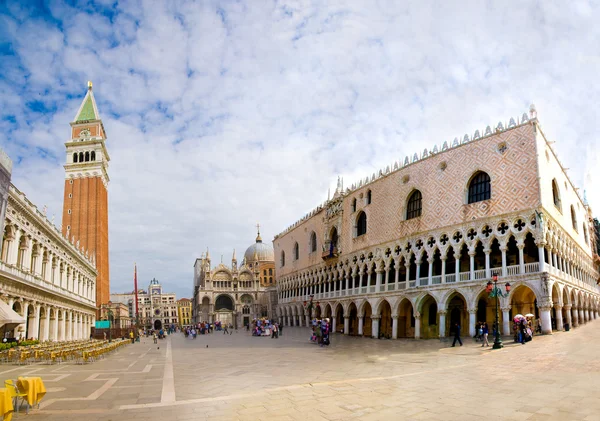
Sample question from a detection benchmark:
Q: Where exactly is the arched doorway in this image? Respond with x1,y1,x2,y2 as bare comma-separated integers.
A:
363,302,372,337
447,292,468,337
215,295,235,326
200,296,210,322
397,298,414,338
154,320,162,331
335,305,343,333
420,295,438,339
348,303,358,335
510,285,538,318
379,300,392,339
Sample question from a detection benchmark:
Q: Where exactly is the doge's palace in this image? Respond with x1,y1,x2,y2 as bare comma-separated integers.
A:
0,184,97,341
276,107,600,340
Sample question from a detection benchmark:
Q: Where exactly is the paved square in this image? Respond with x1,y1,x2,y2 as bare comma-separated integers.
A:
2,323,600,420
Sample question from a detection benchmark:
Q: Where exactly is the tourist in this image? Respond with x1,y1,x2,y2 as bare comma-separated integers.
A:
153,332,158,344
519,319,527,344
321,319,330,347
481,322,489,347
103,331,107,340
451,323,462,347
271,323,278,339
129,331,135,344
229,323,234,334
224,324,229,335
279,322,283,336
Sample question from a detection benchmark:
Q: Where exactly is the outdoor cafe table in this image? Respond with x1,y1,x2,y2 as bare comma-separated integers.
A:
16,377,46,408
0,388,13,421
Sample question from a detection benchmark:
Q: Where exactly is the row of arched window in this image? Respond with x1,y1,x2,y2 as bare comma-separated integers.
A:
552,178,590,245
281,171,493,267
73,151,96,163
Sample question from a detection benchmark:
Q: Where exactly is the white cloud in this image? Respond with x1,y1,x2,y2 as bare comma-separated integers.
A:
1,0,599,298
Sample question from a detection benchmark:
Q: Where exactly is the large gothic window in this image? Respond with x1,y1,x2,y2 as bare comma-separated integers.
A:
293,242,299,260
310,231,317,253
356,211,367,236
91,151,96,161
281,251,286,267
73,153,78,163
552,179,561,210
406,190,422,220
571,206,578,231
366,190,372,205
351,198,357,212
468,171,491,204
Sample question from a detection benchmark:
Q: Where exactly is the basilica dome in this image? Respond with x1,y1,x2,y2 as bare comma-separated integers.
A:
244,232,274,263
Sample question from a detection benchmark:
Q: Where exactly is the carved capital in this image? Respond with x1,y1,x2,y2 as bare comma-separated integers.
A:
437,310,447,316
370,315,381,320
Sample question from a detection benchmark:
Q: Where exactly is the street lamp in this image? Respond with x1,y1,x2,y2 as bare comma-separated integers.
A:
486,275,510,349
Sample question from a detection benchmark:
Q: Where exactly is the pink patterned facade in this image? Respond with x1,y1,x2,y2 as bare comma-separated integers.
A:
274,109,600,341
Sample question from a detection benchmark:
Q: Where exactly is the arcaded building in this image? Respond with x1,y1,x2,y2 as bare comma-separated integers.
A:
192,231,277,327
275,107,600,340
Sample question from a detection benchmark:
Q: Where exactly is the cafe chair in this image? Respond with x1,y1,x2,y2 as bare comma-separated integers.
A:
4,379,29,414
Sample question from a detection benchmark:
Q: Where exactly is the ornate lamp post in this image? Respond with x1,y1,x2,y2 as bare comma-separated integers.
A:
303,294,315,318
486,275,511,349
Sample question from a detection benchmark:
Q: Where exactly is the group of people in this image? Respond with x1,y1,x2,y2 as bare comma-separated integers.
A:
309,318,330,347
251,318,281,337
474,321,491,347
514,316,535,344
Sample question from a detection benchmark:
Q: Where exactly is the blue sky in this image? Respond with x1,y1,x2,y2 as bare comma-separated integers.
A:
1,0,599,299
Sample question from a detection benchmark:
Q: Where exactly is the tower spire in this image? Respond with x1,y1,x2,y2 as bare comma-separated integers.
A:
255,223,262,243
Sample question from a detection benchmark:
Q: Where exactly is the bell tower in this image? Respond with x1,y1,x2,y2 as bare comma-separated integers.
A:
62,81,110,313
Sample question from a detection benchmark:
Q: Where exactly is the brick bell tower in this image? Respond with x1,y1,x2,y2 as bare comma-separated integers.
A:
62,81,110,314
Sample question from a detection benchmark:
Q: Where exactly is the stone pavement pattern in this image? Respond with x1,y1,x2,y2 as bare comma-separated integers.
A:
1,324,599,421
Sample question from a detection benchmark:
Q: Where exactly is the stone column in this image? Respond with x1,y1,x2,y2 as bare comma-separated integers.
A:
391,315,398,339
579,308,585,324
499,245,508,277
414,313,421,339
371,315,380,339
455,258,460,281
43,307,51,341
404,264,410,288
415,261,421,285
517,243,525,274
344,316,350,335
468,309,476,337
502,307,511,336
285,316,289,326
61,311,66,341
66,312,71,341
554,305,563,331
305,314,310,327
394,266,400,289
358,315,364,336
441,256,447,283
564,305,572,329
537,244,546,272
585,309,590,323
375,268,383,292
539,306,552,334
332,316,336,333
53,310,59,341
484,248,491,278
427,258,433,285
572,307,579,327
32,304,41,340
438,310,447,338
469,251,475,281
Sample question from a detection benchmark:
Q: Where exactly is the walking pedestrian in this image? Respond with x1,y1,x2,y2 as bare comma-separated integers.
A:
153,332,158,344
451,323,462,347
481,322,489,347
224,325,229,335
129,330,135,344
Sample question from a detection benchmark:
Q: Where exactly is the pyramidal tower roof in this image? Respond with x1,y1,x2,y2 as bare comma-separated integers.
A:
73,81,101,123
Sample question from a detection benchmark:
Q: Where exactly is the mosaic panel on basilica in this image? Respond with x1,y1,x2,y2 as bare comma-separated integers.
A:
274,110,600,340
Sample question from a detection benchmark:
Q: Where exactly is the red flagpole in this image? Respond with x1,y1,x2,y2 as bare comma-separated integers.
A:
134,263,139,326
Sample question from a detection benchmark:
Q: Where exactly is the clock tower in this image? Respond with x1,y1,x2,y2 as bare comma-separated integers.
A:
62,82,110,314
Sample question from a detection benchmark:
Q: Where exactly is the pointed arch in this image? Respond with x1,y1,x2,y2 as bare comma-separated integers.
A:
293,242,299,261
73,152,78,163
552,179,561,210
406,189,422,220
356,211,367,236
467,171,491,204
310,231,317,253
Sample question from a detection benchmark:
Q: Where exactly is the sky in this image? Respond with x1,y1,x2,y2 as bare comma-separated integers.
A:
1,0,599,300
